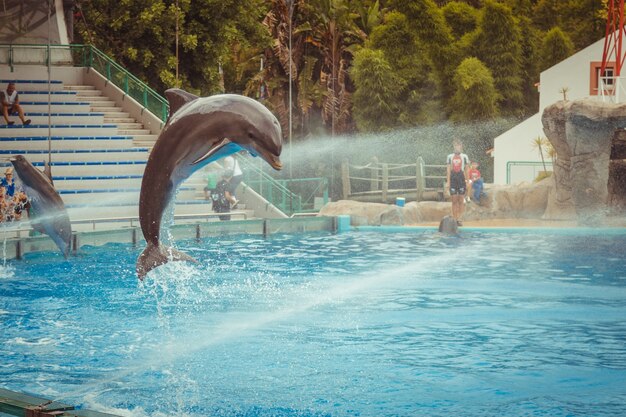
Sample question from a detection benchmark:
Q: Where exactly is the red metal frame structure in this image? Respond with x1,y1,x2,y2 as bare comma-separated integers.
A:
600,0,626,98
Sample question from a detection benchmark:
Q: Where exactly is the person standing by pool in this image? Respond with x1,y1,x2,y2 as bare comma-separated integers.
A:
212,169,238,221
446,139,470,226
222,154,244,195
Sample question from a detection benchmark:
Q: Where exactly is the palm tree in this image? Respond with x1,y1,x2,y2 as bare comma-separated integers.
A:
257,0,306,137
532,136,549,173
306,0,366,135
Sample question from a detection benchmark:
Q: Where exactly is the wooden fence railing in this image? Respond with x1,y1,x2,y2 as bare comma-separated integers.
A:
341,157,447,203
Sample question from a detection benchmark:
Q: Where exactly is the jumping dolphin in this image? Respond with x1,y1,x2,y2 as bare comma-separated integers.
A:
438,215,459,235
136,90,283,279
10,155,72,257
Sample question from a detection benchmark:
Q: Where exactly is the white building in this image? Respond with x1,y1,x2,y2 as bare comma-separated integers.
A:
493,36,612,184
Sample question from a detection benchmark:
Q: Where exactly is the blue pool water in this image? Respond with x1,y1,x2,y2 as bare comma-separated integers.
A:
1,229,626,417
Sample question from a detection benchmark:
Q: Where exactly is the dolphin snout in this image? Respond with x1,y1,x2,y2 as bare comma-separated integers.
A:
269,156,283,170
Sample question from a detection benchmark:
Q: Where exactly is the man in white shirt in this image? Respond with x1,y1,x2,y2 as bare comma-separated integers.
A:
1,82,31,126
222,154,244,207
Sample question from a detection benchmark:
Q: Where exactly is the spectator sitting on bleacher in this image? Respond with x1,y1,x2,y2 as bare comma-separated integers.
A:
1,168,16,198
12,191,30,221
1,82,31,126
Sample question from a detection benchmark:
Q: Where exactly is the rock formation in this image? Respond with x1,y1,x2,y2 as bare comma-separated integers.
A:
542,99,626,224
318,180,552,226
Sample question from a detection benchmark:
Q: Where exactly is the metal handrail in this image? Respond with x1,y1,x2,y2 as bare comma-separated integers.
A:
0,212,248,235
238,156,303,214
506,160,553,184
0,43,169,122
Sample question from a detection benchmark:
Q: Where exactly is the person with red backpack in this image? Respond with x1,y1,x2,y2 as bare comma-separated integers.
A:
446,139,470,226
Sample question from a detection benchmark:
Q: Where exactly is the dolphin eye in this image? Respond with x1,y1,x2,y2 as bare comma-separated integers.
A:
248,132,255,139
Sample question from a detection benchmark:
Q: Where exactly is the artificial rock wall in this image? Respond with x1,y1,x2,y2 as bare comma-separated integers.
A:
541,99,626,224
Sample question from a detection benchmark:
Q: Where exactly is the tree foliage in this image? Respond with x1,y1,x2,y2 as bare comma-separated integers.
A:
442,1,479,39
450,57,499,122
368,11,440,124
74,0,610,136
471,0,524,116
350,48,403,131
540,27,575,71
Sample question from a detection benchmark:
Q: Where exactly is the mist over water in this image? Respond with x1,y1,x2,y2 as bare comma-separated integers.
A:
266,118,518,185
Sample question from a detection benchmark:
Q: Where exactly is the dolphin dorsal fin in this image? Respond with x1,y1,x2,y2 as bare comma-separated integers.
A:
165,89,199,121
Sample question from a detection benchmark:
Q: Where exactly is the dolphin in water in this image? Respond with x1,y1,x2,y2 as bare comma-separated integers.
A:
438,215,459,235
136,89,283,279
9,155,72,257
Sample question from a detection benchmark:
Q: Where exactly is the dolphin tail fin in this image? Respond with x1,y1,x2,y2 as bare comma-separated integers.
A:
136,242,197,280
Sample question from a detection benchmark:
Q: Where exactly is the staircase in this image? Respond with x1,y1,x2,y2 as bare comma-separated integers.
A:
0,75,256,228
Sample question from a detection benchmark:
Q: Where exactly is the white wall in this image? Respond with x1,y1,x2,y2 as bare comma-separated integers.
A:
493,37,606,184
493,113,545,184
539,37,605,110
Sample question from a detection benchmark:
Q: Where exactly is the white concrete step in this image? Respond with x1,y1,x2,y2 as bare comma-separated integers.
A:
104,117,136,124
76,96,113,102
18,91,79,101
1,79,64,91
22,114,106,124
43,162,147,177
96,107,124,113
89,101,118,109
60,187,197,205
101,111,130,118
0,125,120,136
131,134,159,145
54,176,143,189
17,102,92,112
74,90,103,96
64,85,95,90
66,202,249,221
2,149,150,162
0,136,134,150
115,122,144,129
119,128,151,135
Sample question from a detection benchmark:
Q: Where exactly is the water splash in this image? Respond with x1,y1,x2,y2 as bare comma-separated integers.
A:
47,242,479,406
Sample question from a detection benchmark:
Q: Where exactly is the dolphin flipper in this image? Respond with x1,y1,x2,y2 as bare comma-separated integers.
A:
43,160,53,185
136,242,198,280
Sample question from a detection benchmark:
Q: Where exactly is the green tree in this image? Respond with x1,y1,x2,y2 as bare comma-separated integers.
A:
540,27,575,71
442,1,479,39
75,0,268,95
449,57,499,122
368,11,440,124
532,0,562,32
305,0,366,135
517,15,541,113
350,48,403,131
471,0,524,116
560,0,606,49
388,0,459,104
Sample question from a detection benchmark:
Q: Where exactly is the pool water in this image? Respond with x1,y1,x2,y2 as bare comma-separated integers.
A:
1,230,626,417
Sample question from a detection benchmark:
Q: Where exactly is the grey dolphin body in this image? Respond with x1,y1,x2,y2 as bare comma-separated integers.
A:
136,90,283,279
10,155,72,257
438,215,459,235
